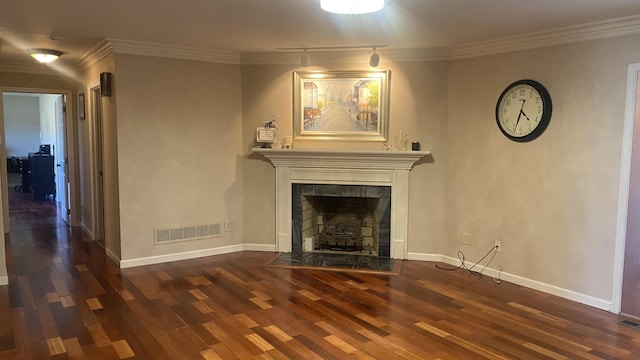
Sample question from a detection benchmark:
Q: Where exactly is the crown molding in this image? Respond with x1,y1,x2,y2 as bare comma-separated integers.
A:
105,38,241,65
0,61,56,75
384,48,449,62
249,14,640,63
241,47,448,65
78,38,241,67
449,14,640,59
77,40,114,69
0,61,77,76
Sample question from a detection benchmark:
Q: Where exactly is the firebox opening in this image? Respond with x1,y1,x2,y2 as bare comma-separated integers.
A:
292,184,391,257
303,196,380,255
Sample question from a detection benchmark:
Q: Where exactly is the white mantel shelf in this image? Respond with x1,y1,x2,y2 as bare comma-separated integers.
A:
253,147,430,259
253,148,431,170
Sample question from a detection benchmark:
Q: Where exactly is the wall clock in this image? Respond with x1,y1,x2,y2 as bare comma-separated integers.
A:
495,79,552,142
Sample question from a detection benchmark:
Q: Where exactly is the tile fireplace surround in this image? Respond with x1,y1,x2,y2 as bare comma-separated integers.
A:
254,148,429,259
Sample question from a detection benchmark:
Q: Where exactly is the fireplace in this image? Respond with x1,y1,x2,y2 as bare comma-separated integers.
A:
254,148,428,259
292,184,391,256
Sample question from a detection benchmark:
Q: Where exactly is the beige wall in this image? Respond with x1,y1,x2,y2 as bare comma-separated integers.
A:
241,35,640,303
446,35,640,300
39,94,57,145
114,54,244,260
241,64,294,245
3,94,41,156
77,54,119,257
0,72,78,90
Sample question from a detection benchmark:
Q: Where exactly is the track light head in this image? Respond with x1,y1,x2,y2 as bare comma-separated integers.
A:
300,50,310,67
369,48,380,67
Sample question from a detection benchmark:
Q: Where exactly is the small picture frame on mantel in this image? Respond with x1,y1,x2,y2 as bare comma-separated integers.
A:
257,127,277,148
78,93,86,121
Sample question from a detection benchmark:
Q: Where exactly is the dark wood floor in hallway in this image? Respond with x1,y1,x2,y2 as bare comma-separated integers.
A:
1,190,640,359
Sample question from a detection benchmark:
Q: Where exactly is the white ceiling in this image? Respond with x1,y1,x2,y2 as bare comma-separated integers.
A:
3,0,640,67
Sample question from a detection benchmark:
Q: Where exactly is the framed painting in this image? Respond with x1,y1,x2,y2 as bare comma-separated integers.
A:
293,70,390,141
78,93,86,121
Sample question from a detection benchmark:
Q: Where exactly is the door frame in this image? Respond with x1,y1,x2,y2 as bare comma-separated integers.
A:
613,63,640,313
88,82,105,243
54,95,71,224
0,87,78,231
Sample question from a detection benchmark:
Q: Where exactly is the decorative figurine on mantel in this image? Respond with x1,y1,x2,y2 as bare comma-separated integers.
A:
383,129,409,151
256,115,279,148
281,136,293,149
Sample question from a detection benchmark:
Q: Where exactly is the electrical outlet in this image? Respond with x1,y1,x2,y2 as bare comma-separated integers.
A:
495,240,502,252
462,233,472,245
224,221,236,232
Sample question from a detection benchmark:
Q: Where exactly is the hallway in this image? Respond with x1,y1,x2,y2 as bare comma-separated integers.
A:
0,189,102,358
1,190,640,358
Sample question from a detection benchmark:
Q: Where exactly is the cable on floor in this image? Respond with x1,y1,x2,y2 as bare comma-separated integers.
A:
493,265,503,284
436,245,499,280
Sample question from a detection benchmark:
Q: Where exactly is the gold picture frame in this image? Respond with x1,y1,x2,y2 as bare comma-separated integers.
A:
293,70,390,141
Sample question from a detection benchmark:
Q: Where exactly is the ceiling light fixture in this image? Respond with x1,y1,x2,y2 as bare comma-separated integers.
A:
369,47,380,67
321,0,384,14
27,49,63,63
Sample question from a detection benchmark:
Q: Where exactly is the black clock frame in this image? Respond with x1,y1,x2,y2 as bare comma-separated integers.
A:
495,79,552,142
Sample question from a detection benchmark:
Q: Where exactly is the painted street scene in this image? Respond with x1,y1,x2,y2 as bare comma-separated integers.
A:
302,78,380,132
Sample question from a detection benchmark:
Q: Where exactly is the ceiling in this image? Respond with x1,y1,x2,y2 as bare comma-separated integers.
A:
3,0,640,68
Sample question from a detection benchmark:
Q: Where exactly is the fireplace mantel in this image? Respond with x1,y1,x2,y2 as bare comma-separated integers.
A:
254,148,430,169
254,148,430,259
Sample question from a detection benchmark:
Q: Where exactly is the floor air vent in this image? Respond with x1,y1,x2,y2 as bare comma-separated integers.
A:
155,223,222,244
621,319,640,331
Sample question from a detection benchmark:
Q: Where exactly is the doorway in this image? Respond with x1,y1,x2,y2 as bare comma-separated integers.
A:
0,90,72,230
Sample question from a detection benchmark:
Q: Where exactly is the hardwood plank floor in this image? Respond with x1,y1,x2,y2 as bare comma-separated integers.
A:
1,190,640,359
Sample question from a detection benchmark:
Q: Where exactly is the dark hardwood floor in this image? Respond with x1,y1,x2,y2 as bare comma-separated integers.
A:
1,190,640,359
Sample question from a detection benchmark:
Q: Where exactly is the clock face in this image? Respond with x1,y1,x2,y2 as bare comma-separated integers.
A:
495,79,552,142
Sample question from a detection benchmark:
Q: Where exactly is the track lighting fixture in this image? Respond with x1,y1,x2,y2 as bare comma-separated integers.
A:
300,50,310,67
277,45,386,68
369,48,380,67
27,49,63,63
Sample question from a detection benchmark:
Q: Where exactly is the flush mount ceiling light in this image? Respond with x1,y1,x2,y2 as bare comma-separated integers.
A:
321,0,384,14
27,48,63,63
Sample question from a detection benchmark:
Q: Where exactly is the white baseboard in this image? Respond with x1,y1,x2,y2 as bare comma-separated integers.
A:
408,252,612,311
119,243,276,269
106,248,121,267
243,243,277,252
407,252,446,262
119,244,238,268
80,223,95,240
0,275,7,286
